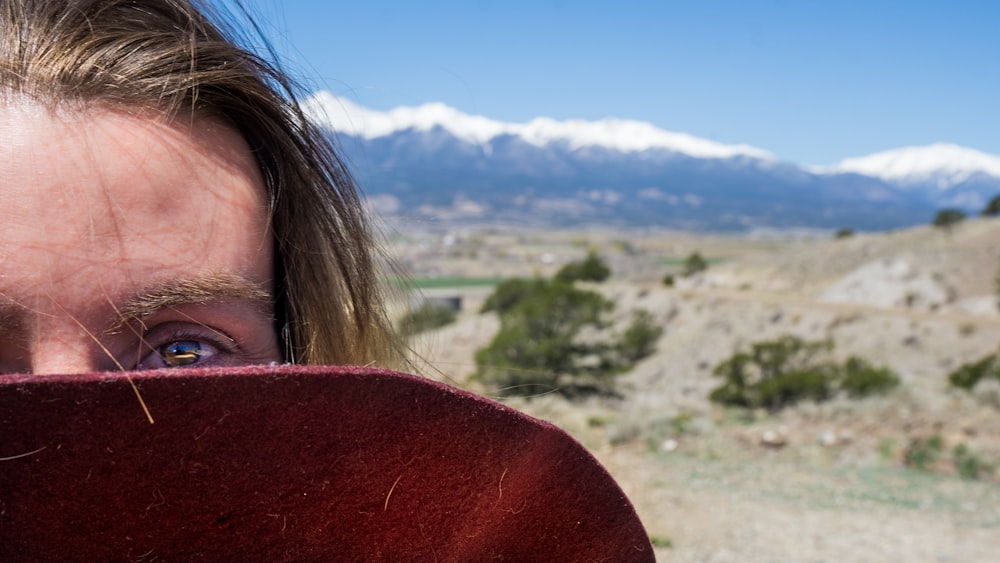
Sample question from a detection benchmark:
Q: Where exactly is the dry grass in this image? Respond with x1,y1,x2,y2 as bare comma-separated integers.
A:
396,218,1000,561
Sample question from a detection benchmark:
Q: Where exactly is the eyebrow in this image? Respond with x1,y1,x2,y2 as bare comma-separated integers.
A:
110,273,273,332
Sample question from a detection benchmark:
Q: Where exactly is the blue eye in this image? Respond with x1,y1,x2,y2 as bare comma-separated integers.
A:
157,340,217,367
133,322,244,371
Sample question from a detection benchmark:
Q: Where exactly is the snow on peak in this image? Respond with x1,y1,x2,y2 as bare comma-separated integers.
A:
302,91,772,161
303,92,507,145
827,143,1000,188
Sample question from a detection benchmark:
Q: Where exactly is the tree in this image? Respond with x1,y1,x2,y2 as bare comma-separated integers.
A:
932,208,966,229
709,336,836,410
398,301,456,337
839,356,901,398
475,279,615,398
683,251,708,277
708,336,900,411
480,278,547,314
555,251,611,283
616,310,663,364
981,194,1000,217
475,278,662,399
948,354,999,390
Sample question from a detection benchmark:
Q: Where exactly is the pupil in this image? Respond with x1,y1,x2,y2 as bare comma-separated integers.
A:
162,341,202,366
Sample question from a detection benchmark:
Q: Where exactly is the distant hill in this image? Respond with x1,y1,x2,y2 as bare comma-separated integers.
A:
304,93,1000,231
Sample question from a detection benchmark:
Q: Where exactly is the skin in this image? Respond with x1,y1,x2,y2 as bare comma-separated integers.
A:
0,101,281,374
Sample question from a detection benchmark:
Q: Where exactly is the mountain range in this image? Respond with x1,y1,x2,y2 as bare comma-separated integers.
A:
303,92,1000,231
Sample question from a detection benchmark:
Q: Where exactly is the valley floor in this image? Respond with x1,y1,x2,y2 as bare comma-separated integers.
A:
399,219,1000,561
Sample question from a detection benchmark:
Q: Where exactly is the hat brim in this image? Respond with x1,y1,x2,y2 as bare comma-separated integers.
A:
1,365,652,561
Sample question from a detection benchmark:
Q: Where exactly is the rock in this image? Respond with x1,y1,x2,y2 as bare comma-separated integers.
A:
760,429,788,448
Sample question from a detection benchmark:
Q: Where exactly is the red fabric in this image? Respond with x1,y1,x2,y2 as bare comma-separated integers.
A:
0,365,652,561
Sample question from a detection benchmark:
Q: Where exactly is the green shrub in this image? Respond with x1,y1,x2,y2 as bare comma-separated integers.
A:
475,278,662,399
398,301,456,337
834,228,855,239
982,194,1000,217
709,337,836,411
683,251,708,277
840,356,901,397
662,274,675,287
709,337,901,411
996,266,1000,312
756,369,836,410
878,438,897,462
904,435,943,471
708,382,753,409
480,277,547,314
932,208,966,229
953,444,986,480
948,354,999,390
475,279,616,398
554,251,611,283
586,416,610,428
617,310,663,364
649,535,674,548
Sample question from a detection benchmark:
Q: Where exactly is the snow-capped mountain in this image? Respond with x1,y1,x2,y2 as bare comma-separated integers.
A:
824,144,1000,210
303,91,772,161
303,92,1000,230
828,144,1000,187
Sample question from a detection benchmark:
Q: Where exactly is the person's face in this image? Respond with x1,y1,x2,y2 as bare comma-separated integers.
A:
0,102,281,374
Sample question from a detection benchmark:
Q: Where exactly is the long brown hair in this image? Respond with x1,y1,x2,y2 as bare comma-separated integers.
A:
0,0,400,367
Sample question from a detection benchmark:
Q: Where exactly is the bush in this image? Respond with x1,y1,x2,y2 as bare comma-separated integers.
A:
709,337,836,411
709,337,901,411
617,310,663,364
398,301,456,337
982,194,1000,217
903,435,943,471
649,535,674,549
475,279,616,398
475,278,662,399
683,251,708,277
932,208,966,229
834,228,855,239
840,356,901,397
480,278,547,314
662,274,675,287
554,251,611,283
948,354,999,390
755,369,835,410
953,444,986,480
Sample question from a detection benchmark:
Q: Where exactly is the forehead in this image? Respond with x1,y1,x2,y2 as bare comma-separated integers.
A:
0,102,271,306
0,104,260,219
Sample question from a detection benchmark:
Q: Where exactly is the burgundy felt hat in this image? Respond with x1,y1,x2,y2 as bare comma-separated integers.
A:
0,365,653,561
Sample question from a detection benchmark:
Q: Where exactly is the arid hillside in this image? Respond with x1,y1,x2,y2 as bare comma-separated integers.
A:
395,218,1000,561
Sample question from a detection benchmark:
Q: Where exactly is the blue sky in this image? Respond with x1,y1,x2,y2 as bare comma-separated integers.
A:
241,0,999,166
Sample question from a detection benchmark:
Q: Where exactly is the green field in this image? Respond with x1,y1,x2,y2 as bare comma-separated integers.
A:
658,256,728,267
394,277,505,289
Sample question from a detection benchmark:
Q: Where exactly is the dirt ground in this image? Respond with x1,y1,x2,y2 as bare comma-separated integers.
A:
399,219,1000,561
